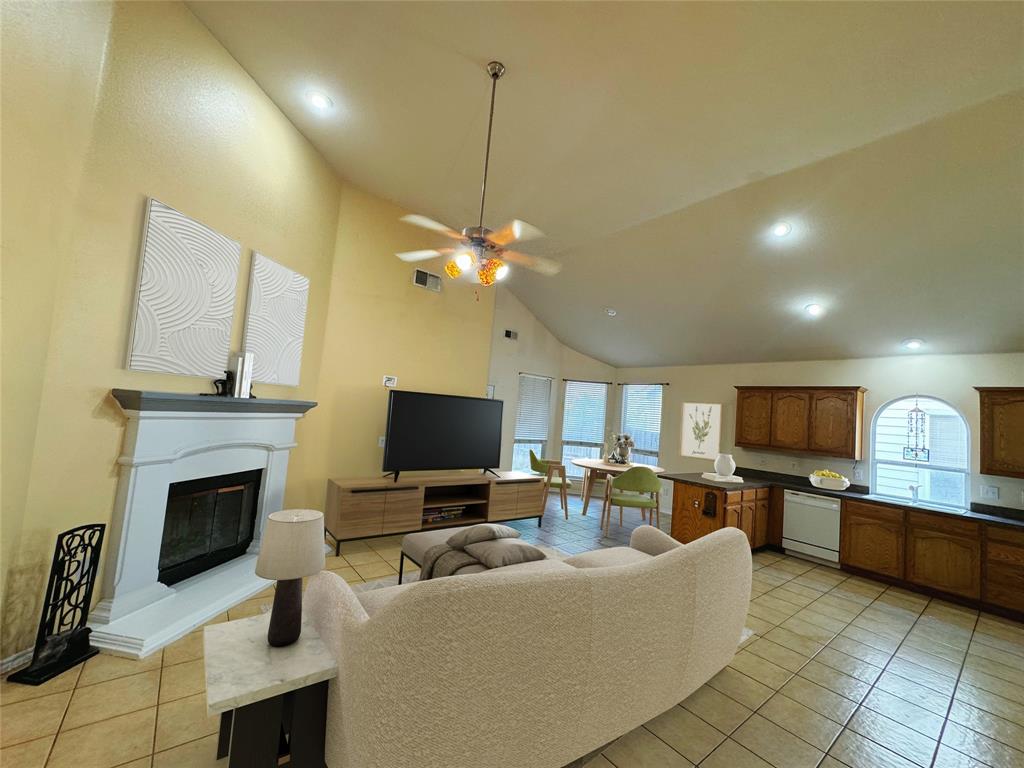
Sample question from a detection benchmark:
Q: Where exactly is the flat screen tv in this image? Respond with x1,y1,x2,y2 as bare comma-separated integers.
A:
382,390,503,478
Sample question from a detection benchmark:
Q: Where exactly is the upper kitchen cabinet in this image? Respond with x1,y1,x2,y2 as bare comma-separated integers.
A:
977,387,1024,478
735,389,773,447
771,390,811,450
809,389,864,457
735,386,866,459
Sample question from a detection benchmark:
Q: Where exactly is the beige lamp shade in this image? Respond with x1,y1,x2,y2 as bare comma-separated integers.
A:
255,509,326,580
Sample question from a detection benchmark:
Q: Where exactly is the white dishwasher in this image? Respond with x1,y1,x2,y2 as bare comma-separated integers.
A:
783,490,841,564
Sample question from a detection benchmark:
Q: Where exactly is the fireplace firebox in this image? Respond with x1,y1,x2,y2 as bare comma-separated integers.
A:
159,469,262,586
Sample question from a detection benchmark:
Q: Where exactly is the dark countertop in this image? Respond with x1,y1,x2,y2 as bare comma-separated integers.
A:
661,468,1024,529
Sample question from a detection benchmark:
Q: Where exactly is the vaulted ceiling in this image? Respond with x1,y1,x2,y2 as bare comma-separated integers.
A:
190,1,1023,366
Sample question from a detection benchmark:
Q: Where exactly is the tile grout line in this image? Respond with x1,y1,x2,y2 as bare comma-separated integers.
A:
837,596,975,768
689,560,889,766
735,576,898,766
926,610,981,768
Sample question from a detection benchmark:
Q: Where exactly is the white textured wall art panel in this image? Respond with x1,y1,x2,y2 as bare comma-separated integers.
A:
242,252,310,386
127,199,241,377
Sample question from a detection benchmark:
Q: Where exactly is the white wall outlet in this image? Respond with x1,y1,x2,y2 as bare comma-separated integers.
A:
980,485,1000,501
382,375,398,388
853,468,864,482
378,436,386,448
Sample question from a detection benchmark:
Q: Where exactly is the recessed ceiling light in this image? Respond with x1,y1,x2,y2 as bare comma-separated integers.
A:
804,303,824,317
605,307,617,317
902,338,924,350
306,89,333,112
771,221,792,237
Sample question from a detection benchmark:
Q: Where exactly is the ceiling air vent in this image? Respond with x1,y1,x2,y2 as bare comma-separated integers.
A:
412,268,442,293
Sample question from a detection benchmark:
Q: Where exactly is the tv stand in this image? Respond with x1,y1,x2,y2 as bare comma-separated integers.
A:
324,471,546,555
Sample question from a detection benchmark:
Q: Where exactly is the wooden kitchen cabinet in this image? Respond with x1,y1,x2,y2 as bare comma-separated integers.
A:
905,512,982,599
723,490,753,545
809,389,863,458
672,483,722,543
984,524,1024,613
977,387,1024,479
735,389,773,447
771,391,811,451
735,386,865,459
840,500,905,579
753,488,770,549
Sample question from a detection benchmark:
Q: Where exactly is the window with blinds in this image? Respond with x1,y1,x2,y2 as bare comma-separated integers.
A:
512,374,552,471
561,380,608,478
871,396,969,507
620,384,663,466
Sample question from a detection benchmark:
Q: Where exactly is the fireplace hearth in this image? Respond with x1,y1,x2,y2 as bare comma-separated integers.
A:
159,469,262,585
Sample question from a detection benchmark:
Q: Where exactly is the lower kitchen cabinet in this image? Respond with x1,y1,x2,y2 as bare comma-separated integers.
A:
984,524,1024,612
840,500,905,579
905,512,982,599
671,483,722,543
753,489,769,549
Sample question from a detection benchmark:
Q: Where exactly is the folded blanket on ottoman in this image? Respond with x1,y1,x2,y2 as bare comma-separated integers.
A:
418,524,546,580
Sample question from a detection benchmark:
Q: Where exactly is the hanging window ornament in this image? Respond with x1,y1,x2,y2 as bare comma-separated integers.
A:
903,396,930,462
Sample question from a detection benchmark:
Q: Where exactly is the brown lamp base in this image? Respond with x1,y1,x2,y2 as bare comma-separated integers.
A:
267,578,303,647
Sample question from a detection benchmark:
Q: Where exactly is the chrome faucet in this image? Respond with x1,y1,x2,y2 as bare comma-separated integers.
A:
909,484,921,503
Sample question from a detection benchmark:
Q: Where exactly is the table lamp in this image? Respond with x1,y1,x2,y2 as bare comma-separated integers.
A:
255,509,326,647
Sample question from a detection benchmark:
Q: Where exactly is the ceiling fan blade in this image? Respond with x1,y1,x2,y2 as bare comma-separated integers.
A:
501,249,562,276
396,248,452,262
489,219,545,246
400,214,462,240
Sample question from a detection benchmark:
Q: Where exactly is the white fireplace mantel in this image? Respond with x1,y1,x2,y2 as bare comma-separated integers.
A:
89,390,316,657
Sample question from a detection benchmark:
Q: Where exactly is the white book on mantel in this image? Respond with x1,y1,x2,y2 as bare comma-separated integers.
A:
234,352,254,398
701,472,745,483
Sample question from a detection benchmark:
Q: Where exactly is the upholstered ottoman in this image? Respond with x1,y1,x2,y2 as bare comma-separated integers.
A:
398,527,488,583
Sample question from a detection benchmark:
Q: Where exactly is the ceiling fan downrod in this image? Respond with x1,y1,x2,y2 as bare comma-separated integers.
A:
477,61,505,232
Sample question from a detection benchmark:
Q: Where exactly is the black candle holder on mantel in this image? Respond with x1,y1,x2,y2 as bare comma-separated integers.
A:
201,369,256,398
8,524,105,685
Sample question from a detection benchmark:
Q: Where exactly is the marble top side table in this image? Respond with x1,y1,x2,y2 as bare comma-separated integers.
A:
205,613,337,768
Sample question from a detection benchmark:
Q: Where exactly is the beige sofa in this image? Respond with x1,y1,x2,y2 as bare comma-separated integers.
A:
305,525,752,768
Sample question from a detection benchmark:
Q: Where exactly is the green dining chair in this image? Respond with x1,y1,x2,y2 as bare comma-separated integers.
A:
529,450,573,518
601,465,661,535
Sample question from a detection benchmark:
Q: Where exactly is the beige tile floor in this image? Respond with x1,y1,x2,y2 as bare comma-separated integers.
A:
2,494,1022,768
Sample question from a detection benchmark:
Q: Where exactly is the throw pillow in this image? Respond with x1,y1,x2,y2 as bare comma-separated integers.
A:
464,538,546,569
446,523,521,549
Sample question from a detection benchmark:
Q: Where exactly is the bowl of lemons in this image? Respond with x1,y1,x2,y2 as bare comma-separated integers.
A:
809,469,850,490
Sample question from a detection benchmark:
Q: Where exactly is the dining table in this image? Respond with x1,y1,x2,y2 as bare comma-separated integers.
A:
570,457,666,516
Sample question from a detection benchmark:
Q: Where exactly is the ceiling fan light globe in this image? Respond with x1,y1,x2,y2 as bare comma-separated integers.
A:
495,263,510,281
454,251,472,271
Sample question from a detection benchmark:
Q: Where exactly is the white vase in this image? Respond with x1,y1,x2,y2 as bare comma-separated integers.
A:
714,453,736,477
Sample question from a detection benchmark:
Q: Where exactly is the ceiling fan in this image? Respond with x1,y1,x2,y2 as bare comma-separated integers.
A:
396,61,561,285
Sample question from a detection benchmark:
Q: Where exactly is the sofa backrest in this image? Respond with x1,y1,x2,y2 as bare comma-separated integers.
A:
305,527,751,768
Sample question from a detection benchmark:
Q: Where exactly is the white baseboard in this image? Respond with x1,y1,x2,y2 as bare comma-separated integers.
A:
1,647,32,675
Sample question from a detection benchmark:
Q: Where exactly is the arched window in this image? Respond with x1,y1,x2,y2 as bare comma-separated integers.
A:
871,396,969,508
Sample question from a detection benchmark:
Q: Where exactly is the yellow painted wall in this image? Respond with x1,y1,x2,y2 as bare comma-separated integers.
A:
1,1,495,658
294,183,495,498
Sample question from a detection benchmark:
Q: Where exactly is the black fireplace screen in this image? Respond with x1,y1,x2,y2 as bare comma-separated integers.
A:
159,469,262,585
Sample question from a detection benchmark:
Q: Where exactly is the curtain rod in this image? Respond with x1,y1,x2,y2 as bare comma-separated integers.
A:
518,372,554,380
562,378,613,385
616,382,670,386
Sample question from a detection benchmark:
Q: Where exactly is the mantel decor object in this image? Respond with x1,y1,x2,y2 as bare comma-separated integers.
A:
8,524,105,685
255,510,326,647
